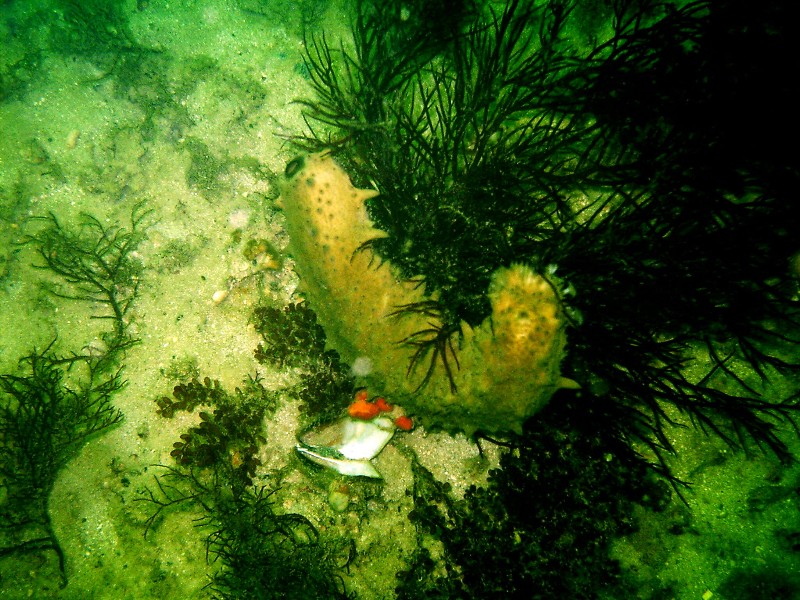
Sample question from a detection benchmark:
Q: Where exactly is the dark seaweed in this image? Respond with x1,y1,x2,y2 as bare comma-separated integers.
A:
22,202,151,350
141,376,348,600
156,376,228,418
0,345,124,586
297,0,800,594
398,393,670,598
252,302,328,368
0,205,148,584
163,375,273,489
252,302,353,424
297,0,800,473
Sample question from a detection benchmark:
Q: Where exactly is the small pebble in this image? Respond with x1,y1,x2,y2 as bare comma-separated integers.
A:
328,483,350,512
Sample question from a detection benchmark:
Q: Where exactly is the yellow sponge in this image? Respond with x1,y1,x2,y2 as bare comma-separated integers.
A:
278,153,571,434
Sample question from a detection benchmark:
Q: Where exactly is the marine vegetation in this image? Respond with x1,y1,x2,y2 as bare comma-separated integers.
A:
0,344,124,586
0,205,149,585
291,0,799,593
296,0,800,471
252,302,354,426
397,394,669,598
143,375,349,599
23,204,151,349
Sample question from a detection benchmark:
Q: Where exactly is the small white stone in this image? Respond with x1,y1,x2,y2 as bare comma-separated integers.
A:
228,208,250,229
350,356,373,377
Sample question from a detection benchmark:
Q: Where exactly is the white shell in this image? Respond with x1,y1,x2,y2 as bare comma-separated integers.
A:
295,446,382,478
295,416,395,478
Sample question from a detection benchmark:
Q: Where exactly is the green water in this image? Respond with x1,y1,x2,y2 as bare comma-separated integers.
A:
1,1,799,598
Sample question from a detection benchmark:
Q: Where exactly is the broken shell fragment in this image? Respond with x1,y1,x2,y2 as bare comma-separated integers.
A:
295,416,395,479
295,446,382,478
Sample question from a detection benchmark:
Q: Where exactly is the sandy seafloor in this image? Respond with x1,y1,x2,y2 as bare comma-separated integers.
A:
1,1,799,599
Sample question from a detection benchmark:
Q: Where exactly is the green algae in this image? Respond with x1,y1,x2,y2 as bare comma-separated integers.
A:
0,204,149,587
143,374,348,600
1,0,799,598
252,302,353,426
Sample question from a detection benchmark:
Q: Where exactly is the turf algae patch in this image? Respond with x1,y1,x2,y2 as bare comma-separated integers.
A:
278,153,572,435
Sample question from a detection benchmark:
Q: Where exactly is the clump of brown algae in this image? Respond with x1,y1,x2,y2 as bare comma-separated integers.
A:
276,153,574,435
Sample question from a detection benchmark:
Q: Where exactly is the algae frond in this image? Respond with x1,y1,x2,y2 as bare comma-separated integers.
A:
297,0,800,473
142,375,348,600
0,204,150,584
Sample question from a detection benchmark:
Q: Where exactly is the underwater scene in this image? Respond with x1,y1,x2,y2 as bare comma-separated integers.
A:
1,0,799,598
